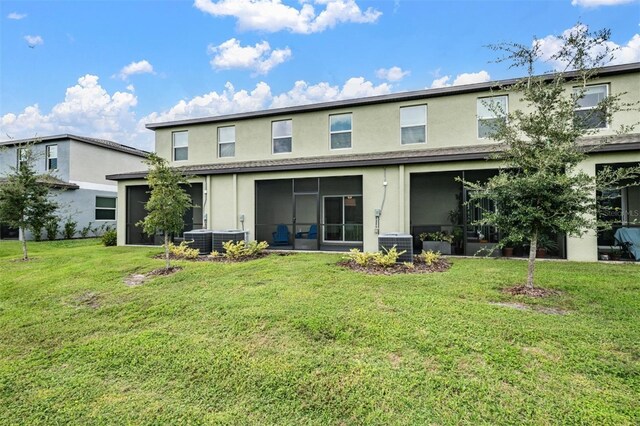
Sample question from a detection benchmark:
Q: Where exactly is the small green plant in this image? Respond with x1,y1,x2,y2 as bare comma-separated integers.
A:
419,250,442,266
63,218,78,239
101,229,117,246
80,222,93,238
420,232,454,243
45,217,59,241
221,240,269,260
347,248,375,266
167,241,200,259
373,245,406,267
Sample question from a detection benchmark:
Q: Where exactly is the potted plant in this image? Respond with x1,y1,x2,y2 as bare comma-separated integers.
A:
419,231,453,255
535,235,559,258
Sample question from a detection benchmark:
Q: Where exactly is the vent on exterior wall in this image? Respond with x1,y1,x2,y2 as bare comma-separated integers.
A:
184,230,213,255
212,230,249,253
378,233,414,263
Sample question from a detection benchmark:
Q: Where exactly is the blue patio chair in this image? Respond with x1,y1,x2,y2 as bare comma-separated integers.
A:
295,224,317,239
272,224,290,246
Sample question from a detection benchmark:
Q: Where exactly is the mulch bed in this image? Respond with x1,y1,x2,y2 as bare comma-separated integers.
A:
502,285,561,298
153,253,269,263
338,258,451,275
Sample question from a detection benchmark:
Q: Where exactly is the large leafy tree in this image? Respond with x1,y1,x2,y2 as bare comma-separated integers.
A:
0,145,58,260
137,154,192,269
464,24,639,289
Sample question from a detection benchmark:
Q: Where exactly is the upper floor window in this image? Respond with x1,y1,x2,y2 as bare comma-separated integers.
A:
574,84,608,129
172,131,188,161
95,196,116,220
218,126,235,158
16,147,28,167
330,113,352,150
272,120,292,154
400,105,427,145
46,145,58,170
477,95,508,139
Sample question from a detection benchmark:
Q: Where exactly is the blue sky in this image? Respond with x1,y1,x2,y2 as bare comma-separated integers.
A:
1,0,639,150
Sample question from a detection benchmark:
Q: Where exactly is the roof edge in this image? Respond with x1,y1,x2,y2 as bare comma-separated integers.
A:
0,133,150,158
146,62,640,130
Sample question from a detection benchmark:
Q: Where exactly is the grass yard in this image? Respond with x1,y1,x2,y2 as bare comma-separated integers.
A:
0,239,639,425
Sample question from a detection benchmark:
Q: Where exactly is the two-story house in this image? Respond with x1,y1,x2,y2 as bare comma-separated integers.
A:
108,62,640,262
0,134,148,240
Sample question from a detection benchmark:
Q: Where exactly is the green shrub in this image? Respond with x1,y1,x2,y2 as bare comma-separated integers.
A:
63,219,78,239
80,222,92,238
221,240,269,260
418,250,442,266
45,217,59,241
167,241,200,259
346,248,375,266
373,245,406,267
346,246,406,268
101,229,117,247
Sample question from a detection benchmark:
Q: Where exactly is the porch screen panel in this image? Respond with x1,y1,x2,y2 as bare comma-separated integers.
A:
324,197,343,241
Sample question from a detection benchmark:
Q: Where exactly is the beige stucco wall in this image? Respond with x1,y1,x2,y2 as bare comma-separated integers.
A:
154,73,640,168
116,150,639,260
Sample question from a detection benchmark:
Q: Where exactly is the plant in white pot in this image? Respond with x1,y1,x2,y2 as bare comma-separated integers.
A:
419,231,453,255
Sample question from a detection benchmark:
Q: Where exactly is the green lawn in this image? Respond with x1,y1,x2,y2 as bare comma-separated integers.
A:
0,239,638,425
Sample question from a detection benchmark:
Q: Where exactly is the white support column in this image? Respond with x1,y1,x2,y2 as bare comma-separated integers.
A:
398,164,405,232
232,173,238,229
566,160,598,262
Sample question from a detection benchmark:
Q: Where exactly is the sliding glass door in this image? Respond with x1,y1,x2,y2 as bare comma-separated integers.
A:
323,195,363,243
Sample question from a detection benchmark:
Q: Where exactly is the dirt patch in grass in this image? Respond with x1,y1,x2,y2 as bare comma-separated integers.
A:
338,258,450,275
124,267,182,287
490,302,569,315
73,291,101,309
503,285,561,298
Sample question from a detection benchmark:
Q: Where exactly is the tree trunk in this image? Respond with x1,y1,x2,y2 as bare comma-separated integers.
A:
527,231,537,289
164,230,170,270
20,227,28,261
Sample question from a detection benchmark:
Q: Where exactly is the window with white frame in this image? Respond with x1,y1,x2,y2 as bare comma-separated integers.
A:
477,95,508,139
172,131,188,161
574,84,608,129
330,114,352,149
400,105,427,144
218,126,235,158
46,145,58,170
95,196,116,220
272,120,292,154
16,147,28,167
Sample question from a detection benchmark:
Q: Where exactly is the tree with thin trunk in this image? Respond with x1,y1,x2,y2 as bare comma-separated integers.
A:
137,154,192,269
463,23,639,289
0,144,58,260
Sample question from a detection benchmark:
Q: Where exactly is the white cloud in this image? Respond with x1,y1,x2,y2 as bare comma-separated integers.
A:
2,75,392,150
193,0,381,34
375,66,410,82
208,38,292,75
141,82,272,126
116,60,155,81
571,0,636,7
8,12,27,20
24,35,43,47
430,70,491,88
0,75,148,149
271,77,392,108
537,24,640,70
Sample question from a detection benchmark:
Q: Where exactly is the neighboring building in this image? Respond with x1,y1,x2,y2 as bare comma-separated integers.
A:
0,134,148,240
108,63,640,262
